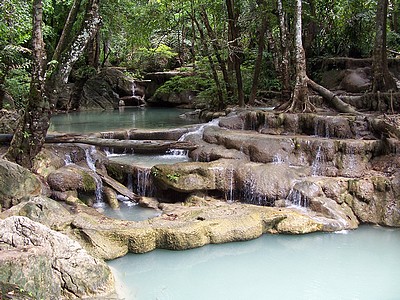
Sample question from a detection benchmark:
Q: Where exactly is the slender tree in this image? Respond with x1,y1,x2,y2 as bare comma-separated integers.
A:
6,0,101,168
226,0,245,107
248,0,268,106
372,0,397,93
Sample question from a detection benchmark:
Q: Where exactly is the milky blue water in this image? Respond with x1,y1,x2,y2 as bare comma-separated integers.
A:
109,226,400,300
49,107,199,134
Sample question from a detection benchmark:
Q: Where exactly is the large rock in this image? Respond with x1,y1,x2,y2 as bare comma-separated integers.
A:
47,165,97,193
0,109,20,133
0,159,42,209
1,196,327,260
0,216,116,299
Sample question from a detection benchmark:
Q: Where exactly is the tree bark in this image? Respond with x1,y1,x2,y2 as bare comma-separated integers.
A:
277,0,290,95
52,0,82,62
248,2,268,106
286,0,313,112
192,13,225,109
6,0,101,169
46,0,101,107
373,0,397,93
226,0,245,107
199,7,234,103
5,0,50,168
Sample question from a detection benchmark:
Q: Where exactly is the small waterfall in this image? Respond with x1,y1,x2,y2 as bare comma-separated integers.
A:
225,166,235,203
314,118,330,138
286,189,309,207
178,118,220,142
241,173,273,206
127,173,133,191
166,149,189,156
131,81,136,96
84,146,104,204
135,169,154,197
64,154,73,165
272,154,284,164
311,145,325,176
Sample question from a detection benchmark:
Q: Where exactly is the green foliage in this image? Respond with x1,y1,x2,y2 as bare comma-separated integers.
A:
127,44,178,72
3,68,30,108
154,74,211,96
75,65,97,80
166,172,180,183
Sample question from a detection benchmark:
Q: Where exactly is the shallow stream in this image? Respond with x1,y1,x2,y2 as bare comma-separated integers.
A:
109,225,400,300
51,108,400,300
49,107,199,133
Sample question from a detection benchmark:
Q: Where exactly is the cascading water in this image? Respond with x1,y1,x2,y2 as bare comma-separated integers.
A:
286,188,309,207
64,154,73,165
84,146,104,205
225,166,235,203
241,173,272,206
135,169,154,197
311,145,325,176
178,118,220,142
272,154,284,164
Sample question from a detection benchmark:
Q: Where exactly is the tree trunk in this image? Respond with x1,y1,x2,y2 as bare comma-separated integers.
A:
307,78,361,114
287,0,313,112
52,0,82,62
373,0,397,93
226,0,245,107
6,0,101,169
277,0,290,95
5,0,49,168
199,7,234,103
192,14,225,110
46,0,101,107
248,2,268,106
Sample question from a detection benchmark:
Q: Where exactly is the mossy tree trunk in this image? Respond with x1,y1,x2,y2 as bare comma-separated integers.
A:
5,0,49,169
5,0,101,169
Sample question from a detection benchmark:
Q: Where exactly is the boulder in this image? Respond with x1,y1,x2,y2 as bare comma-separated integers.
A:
0,216,116,299
0,109,20,134
80,76,119,110
47,165,97,193
338,67,372,93
0,159,42,209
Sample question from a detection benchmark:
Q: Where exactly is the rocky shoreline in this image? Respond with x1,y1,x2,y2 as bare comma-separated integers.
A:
0,109,399,299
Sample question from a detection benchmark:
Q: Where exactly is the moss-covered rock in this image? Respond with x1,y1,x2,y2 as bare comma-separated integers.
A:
0,159,42,209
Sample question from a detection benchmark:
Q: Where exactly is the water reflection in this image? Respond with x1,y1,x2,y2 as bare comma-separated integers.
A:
49,107,199,134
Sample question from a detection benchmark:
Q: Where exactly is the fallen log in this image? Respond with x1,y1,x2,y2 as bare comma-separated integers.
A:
307,78,362,115
0,134,197,153
67,137,197,153
97,170,141,201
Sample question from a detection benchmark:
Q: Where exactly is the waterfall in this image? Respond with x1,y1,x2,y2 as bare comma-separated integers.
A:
135,169,154,197
127,173,133,191
241,173,273,206
178,118,220,142
225,166,235,203
64,154,73,165
166,149,189,156
311,145,325,176
286,188,309,207
272,154,284,164
84,146,104,205
131,81,136,96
